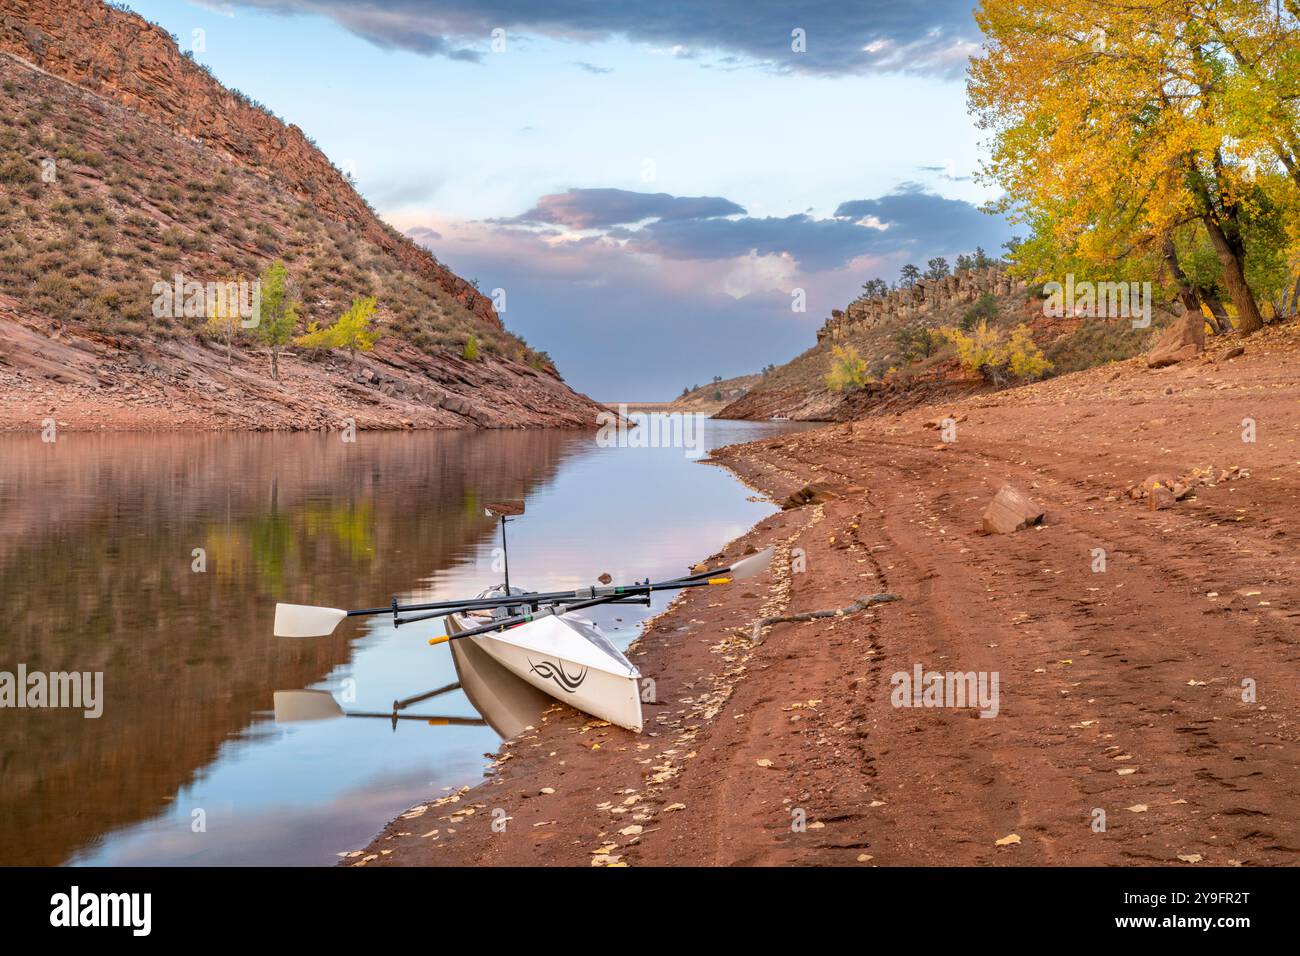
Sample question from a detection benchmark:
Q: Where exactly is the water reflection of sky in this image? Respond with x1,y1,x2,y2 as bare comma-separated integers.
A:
60,418,808,866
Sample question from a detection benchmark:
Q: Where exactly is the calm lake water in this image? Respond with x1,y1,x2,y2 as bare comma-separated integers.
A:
0,417,809,866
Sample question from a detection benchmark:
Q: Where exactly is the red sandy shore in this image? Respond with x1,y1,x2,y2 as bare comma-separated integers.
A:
357,325,1300,866
0,304,604,432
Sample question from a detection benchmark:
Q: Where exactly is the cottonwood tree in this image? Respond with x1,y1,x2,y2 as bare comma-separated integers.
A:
297,296,379,364
205,282,243,368
258,260,301,381
969,0,1300,334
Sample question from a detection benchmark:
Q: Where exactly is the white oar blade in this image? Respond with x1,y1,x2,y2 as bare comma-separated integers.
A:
274,603,348,637
730,547,774,581
273,690,345,722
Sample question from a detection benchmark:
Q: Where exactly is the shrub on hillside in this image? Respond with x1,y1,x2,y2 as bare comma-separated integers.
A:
825,344,871,392
960,292,999,331
1044,317,1157,375
941,320,1051,385
893,325,945,363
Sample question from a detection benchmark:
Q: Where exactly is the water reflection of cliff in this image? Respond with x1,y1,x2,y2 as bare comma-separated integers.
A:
0,431,589,866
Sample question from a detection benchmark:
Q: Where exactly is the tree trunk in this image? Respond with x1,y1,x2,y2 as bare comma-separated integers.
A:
1162,238,1201,313
271,345,280,381
225,333,232,369
1203,293,1230,334
1285,272,1300,319
1185,155,1265,334
1200,212,1264,334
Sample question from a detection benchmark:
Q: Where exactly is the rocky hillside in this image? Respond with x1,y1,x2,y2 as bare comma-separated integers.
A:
667,373,762,414
721,266,1168,421
0,0,604,430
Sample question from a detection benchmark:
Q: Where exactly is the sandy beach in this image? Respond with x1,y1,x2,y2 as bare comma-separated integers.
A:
357,325,1300,867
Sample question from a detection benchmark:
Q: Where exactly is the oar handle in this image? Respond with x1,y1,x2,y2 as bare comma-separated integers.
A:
424,586,665,647
347,558,745,622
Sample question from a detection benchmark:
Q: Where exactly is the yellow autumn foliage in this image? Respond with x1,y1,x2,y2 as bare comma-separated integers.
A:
824,344,871,392
941,321,1051,383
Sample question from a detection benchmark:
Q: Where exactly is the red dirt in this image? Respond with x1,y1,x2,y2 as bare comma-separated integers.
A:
359,325,1300,867
0,298,604,431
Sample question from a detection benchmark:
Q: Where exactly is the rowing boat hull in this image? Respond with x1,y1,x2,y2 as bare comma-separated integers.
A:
449,609,643,733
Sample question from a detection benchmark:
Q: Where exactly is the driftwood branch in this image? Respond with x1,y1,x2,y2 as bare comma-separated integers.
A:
750,593,899,644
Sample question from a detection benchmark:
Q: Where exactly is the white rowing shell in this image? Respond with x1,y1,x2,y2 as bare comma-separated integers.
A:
454,611,643,733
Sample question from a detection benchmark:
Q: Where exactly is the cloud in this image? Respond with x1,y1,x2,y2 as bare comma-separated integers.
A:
403,216,819,399
395,182,1012,397
620,214,877,272
916,162,973,183
573,61,612,74
363,174,446,209
611,183,1010,271
222,0,982,77
504,188,746,229
833,183,1008,257
406,225,443,243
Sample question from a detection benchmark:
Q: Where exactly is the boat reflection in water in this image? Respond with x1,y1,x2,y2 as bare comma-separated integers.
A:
447,621,554,739
273,618,553,740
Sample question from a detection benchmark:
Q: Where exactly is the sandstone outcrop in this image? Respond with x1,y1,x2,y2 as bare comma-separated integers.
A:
817,266,1025,344
1146,308,1206,368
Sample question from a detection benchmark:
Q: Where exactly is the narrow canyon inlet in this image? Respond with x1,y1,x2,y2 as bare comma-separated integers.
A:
0,419,806,866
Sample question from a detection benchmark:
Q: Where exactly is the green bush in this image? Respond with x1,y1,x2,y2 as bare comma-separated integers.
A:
0,156,32,183
960,292,999,331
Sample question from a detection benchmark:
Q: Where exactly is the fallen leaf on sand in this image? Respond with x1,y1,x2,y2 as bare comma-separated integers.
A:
1126,804,1148,813
540,787,555,795
1117,768,1137,775
1177,853,1202,864
664,803,686,812
619,825,643,836
995,834,1021,846
857,854,873,863
756,758,774,768
807,821,825,829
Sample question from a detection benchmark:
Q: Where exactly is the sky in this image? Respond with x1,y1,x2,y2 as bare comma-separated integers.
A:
126,1,1014,399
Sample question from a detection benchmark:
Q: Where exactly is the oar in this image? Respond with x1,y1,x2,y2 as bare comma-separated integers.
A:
393,681,460,712
272,690,485,726
273,547,774,638
424,546,775,647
